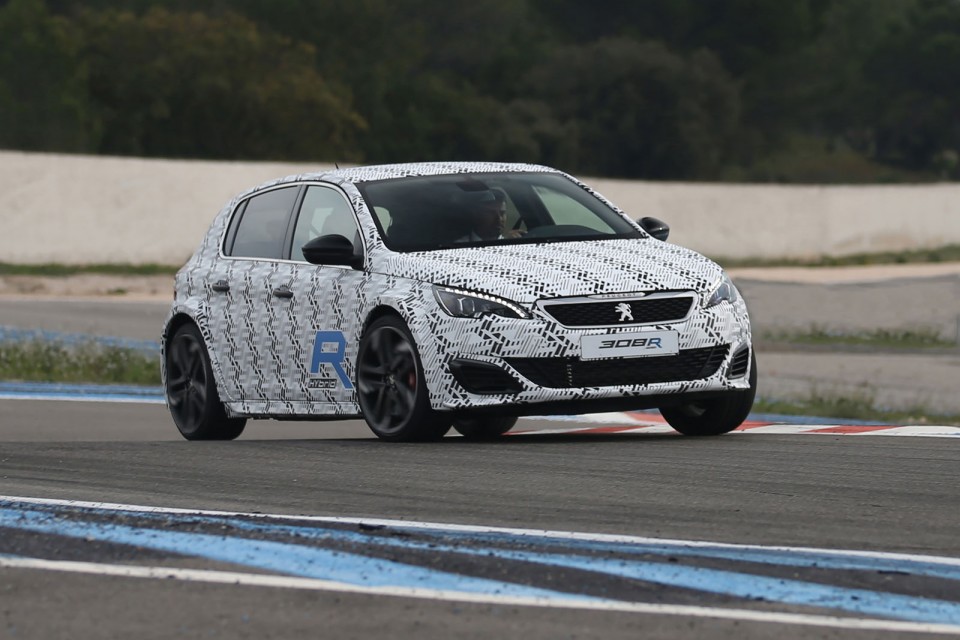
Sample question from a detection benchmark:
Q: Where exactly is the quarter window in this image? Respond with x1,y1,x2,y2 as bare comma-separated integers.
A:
228,187,299,259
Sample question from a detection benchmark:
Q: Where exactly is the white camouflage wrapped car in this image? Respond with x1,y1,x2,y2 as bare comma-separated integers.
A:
162,162,755,441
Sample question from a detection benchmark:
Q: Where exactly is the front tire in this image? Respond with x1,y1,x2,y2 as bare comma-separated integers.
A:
660,353,757,436
453,415,517,440
165,323,246,441
356,315,450,442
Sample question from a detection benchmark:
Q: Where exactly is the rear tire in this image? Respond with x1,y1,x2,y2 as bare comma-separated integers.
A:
165,323,246,441
357,315,450,442
453,415,517,440
660,353,757,436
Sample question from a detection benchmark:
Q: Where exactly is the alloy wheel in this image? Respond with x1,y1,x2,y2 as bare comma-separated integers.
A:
357,325,420,436
166,331,209,434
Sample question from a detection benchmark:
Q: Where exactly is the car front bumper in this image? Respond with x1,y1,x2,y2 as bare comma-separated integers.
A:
414,295,753,412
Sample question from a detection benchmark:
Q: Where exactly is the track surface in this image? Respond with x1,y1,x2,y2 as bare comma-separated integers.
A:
2,399,960,639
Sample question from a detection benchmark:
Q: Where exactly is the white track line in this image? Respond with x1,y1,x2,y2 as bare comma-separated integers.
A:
2,557,957,635
521,413,960,437
0,393,165,404
5,496,960,574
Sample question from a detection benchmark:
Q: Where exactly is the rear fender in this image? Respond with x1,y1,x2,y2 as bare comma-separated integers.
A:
161,302,235,405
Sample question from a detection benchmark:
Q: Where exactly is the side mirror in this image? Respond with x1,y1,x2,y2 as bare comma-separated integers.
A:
301,234,363,269
638,216,670,241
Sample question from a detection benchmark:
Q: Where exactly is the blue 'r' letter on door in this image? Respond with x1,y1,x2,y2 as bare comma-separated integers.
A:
310,331,353,389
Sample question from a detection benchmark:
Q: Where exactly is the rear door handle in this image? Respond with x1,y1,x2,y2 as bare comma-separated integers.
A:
210,280,230,293
272,285,294,299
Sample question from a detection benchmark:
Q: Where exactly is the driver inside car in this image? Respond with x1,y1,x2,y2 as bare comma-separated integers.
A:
456,190,524,242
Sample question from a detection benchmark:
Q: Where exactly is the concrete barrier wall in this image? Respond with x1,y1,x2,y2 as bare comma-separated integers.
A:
2,151,958,265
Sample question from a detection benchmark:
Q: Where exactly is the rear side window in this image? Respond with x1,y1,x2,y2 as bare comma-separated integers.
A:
226,187,299,259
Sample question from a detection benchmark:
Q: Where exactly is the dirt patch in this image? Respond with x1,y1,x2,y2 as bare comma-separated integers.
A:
0,274,173,300
729,262,960,284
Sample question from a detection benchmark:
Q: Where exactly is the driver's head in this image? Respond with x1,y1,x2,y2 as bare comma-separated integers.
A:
469,191,506,240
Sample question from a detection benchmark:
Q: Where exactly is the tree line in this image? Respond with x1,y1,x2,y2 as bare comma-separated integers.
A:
1,0,958,181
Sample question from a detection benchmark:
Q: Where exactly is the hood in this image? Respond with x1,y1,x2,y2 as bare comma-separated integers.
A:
379,238,724,304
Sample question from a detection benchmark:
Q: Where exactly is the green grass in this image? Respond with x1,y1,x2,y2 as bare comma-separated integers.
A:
754,389,960,426
760,325,956,350
716,244,960,269
0,340,161,385
0,262,179,277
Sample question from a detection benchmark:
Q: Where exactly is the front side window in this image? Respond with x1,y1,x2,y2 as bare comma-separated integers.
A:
355,172,641,252
227,187,299,259
291,186,359,261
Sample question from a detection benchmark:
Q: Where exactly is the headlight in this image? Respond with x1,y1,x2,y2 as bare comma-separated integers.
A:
705,273,738,308
433,286,531,319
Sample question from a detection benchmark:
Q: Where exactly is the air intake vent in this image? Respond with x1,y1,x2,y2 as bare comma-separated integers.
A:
450,359,523,394
540,294,695,328
728,346,751,379
507,345,730,389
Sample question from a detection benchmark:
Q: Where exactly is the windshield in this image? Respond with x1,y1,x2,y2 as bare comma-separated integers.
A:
356,172,643,252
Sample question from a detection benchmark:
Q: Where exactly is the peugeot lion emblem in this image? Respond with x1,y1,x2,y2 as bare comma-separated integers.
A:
615,302,633,322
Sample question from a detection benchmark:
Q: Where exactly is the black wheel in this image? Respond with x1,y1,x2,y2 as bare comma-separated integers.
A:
165,323,246,441
356,315,450,442
453,415,518,440
660,353,757,436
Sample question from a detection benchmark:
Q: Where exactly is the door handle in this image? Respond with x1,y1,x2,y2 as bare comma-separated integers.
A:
272,285,294,299
210,280,230,293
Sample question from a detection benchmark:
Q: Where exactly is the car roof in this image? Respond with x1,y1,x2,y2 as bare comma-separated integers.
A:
324,161,558,183
243,162,561,199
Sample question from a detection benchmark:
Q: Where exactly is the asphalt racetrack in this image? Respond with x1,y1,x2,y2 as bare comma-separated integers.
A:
2,269,960,638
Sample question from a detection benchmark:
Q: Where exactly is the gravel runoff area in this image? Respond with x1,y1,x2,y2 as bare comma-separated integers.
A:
1,262,959,415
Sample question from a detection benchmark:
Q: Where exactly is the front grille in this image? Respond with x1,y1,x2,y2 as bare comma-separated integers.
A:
507,345,729,389
728,346,751,378
450,359,523,394
541,295,694,327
